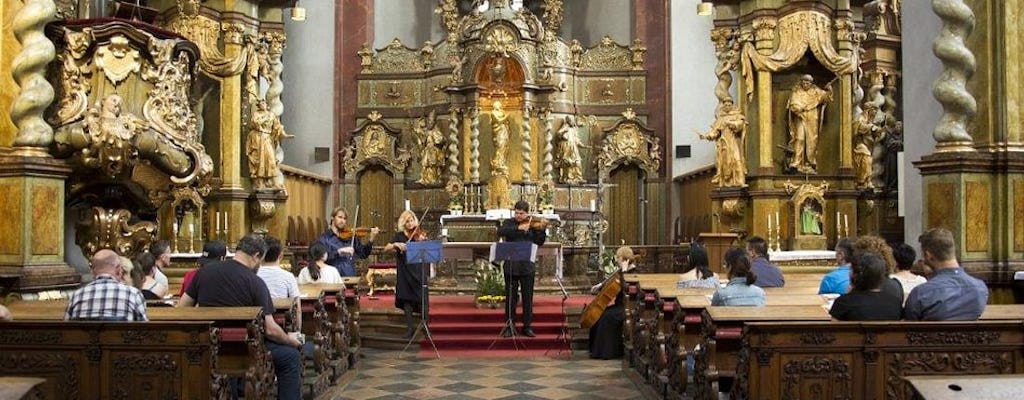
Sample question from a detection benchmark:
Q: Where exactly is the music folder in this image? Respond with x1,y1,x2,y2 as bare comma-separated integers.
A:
405,240,443,264
489,241,537,263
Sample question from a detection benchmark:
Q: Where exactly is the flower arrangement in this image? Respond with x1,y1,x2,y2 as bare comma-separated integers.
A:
446,178,465,212
537,178,556,212
474,260,506,307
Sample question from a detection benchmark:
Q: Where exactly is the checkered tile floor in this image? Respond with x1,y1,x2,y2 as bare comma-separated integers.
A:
327,349,644,399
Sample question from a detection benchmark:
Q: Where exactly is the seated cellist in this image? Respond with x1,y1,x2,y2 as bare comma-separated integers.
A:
587,246,637,359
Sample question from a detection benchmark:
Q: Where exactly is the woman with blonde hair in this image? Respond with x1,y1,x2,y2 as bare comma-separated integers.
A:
383,210,430,339
588,246,637,359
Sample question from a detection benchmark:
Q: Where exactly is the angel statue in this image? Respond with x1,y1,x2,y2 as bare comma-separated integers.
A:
415,110,446,185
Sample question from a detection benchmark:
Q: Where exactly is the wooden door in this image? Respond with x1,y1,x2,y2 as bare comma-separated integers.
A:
606,165,643,246
357,166,395,238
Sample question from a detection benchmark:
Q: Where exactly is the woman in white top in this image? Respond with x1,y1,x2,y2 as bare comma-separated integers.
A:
298,243,344,284
677,243,720,289
889,243,926,304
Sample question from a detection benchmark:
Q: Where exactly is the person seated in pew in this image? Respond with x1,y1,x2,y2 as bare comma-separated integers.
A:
149,239,171,288
851,235,906,299
177,234,303,400
65,249,148,321
889,243,926,305
179,240,227,297
588,246,638,359
677,242,720,289
819,238,854,295
297,243,344,285
904,228,988,321
745,236,785,287
0,304,10,322
132,252,168,300
829,252,903,320
711,248,765,306
257,236,301,331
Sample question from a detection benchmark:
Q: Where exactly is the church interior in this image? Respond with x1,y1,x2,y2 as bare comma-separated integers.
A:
1,0,1023,398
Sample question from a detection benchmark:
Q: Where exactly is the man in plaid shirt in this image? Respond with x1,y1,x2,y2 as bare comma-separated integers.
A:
65,249,148,321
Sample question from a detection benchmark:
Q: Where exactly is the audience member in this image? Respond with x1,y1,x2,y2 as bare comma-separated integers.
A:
711,247,765,306
852,235,898,273
134,252,167,300
0,304,12,322
149,240,171,287
889,243,926,305
298,243,343,284
177,234,303,400
904,228,988,320
65,249,148,321
179,240,227,297
677,243,720,289
819,238,854,295
829,252,903,320
257,236,301,330
745,236,784,287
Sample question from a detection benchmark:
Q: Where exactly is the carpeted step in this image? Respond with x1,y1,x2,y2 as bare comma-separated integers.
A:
426,321,566,335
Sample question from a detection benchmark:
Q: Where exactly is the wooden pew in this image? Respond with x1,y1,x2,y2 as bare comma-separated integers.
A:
735,320,1024,400
297,286,335,397
0,320,214,399
299,283,355,376
273,297,299,333
905,374,1024,400
0,377,46,400
6,303,275,400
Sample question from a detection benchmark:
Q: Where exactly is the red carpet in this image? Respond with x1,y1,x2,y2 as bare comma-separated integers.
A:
361,294,592,358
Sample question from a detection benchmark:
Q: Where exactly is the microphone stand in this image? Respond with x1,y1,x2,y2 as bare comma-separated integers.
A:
399,207,440,358
489,218,526,351
544,275,572,358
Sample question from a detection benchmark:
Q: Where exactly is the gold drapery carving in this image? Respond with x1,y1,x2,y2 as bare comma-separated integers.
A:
166,12,250,77
740,11,859,100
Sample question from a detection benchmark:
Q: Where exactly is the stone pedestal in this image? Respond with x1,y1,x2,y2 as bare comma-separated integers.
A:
0,150,79,291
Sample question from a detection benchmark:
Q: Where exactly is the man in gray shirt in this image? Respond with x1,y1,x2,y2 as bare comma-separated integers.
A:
904,228,988,320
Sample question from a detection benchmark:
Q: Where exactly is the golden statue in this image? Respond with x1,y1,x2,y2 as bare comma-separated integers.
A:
786,75,833,174
556,115,588,184
246,100,292,190
82,95,146,177
490,100,510,174
700,100,747,187
853,104,884,189
415,110,446,185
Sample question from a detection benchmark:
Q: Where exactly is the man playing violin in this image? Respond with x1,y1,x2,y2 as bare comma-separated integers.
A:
383,210,429,339
496,200,547,337
316,206,380,277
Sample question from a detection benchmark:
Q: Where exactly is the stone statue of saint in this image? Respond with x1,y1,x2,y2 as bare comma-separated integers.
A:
853,104,885,189
246,100,292,190
800,202,822,235
490,100,510,174
556,116,588,184
415,110,446,185
700,100,747,187
787,74,833,174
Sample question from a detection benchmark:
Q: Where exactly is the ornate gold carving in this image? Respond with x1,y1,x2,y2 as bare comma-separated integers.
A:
414,110,446,185
55,0,77,19
371,39,422,74
76,95,147,178
484,26,519,57
11,0,58,149
344,114,409,175
435,0,460,42
555,116,586,184
784,181,829,238
246,100,292,190
167,14,249,77
421,40,435,69
76,207,157,257
541,0,564,35
94,35,141,85
596,110,660,177
357,43,374,72
630,38,646,70
52,29,93,126
580,36,632,71
752,17,778,42
699,100,747,187
249,199,275,234
853,104,883,189
711,27,740,107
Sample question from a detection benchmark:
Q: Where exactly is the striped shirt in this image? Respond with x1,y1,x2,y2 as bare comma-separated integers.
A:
257,265,301,300
65,274,148,321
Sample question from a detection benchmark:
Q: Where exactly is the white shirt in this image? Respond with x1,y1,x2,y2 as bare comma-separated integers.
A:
297,264,343,285
890,272,927,305
257,264,300,299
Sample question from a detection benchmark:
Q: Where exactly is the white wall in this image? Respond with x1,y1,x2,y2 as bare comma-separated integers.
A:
373,1,446,49
280,0,336,177
561,0,632,46
669,0,718,177
900,1,943,247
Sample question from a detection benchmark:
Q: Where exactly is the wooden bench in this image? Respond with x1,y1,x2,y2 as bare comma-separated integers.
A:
5,303,275,399
300,284,358,374
734,320,1024,400
0,320,214,399
905,374,1024,400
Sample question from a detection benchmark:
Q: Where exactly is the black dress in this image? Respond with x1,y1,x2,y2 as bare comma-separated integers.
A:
392,231,428,313
589,281,626,359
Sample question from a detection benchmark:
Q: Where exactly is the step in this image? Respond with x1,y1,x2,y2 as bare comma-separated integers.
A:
426,321,566,335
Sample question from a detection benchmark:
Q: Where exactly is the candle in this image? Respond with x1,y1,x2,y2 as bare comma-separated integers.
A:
224,213,228,234
441,228,449,236
844,214,849,236
767,214,772,234
215,212,221,233
189,222,195,241
589,199,596,212
775,211,780,230
173,222,178,237
405,199,411,210
836,211,841,236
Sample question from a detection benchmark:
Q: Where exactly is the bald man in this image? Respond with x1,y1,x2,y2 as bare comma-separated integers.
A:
65,249,148,321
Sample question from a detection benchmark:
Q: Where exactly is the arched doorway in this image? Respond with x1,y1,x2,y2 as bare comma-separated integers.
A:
606,164,644,246
357,165,395,237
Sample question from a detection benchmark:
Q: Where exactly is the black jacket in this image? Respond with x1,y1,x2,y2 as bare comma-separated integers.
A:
496,219,547,276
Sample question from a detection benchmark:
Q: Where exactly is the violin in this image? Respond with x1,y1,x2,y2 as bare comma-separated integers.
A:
337,227,376,241
529,216,550,230
404,227,429,242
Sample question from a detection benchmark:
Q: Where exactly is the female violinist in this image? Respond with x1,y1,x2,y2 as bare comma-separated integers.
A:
587,246,637,359
316,206,380,277
383,210,429,339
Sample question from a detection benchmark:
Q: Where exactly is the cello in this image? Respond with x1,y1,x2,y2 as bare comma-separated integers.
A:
580,270,623,329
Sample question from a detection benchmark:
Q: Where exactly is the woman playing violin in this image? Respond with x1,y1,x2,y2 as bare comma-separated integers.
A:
588,246,636,359
383,210,429,339
316,206,380,277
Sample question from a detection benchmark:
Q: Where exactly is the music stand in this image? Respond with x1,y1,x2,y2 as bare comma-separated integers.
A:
488,241,537,350
400,240,443,358
544,276,572,358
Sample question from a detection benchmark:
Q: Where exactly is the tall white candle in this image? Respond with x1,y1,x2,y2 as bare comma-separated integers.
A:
215,211,221,233
844,214,849,236
405,199,411,210
589,199,596,212
775,211,780,230
189,222,195,242
173,222,178,236
224,213,228,234
767,214,772,234
836,211,841,236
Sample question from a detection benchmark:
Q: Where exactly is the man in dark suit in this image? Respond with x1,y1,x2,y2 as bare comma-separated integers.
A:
497,200,547,337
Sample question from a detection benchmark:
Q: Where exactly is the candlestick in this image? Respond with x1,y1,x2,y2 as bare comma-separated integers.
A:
215,211,221,234
172,222,179,253
189,223,195,253
405,199,411,210
224,213,229,240
767,214,772,237
844,214,849,237
775,211,780,230
836,211,841,238
589,199,596,212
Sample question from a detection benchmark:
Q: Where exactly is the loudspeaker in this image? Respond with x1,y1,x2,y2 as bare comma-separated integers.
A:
314,147,330,163
675,145,691,158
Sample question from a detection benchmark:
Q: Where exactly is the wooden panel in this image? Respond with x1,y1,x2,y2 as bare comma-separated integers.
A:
1015,180,1024,252
0,183,21,255
607,164,640,246
31,185,60,255
965,181,989,252
927,182,955,230
283,167,330,245
358,166,395,238
674,167,714,242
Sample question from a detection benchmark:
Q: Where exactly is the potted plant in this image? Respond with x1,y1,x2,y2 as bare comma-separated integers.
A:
474,261,506,309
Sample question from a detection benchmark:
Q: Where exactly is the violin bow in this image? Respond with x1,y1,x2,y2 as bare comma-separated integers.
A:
405,206,431,243
350,204,360,248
